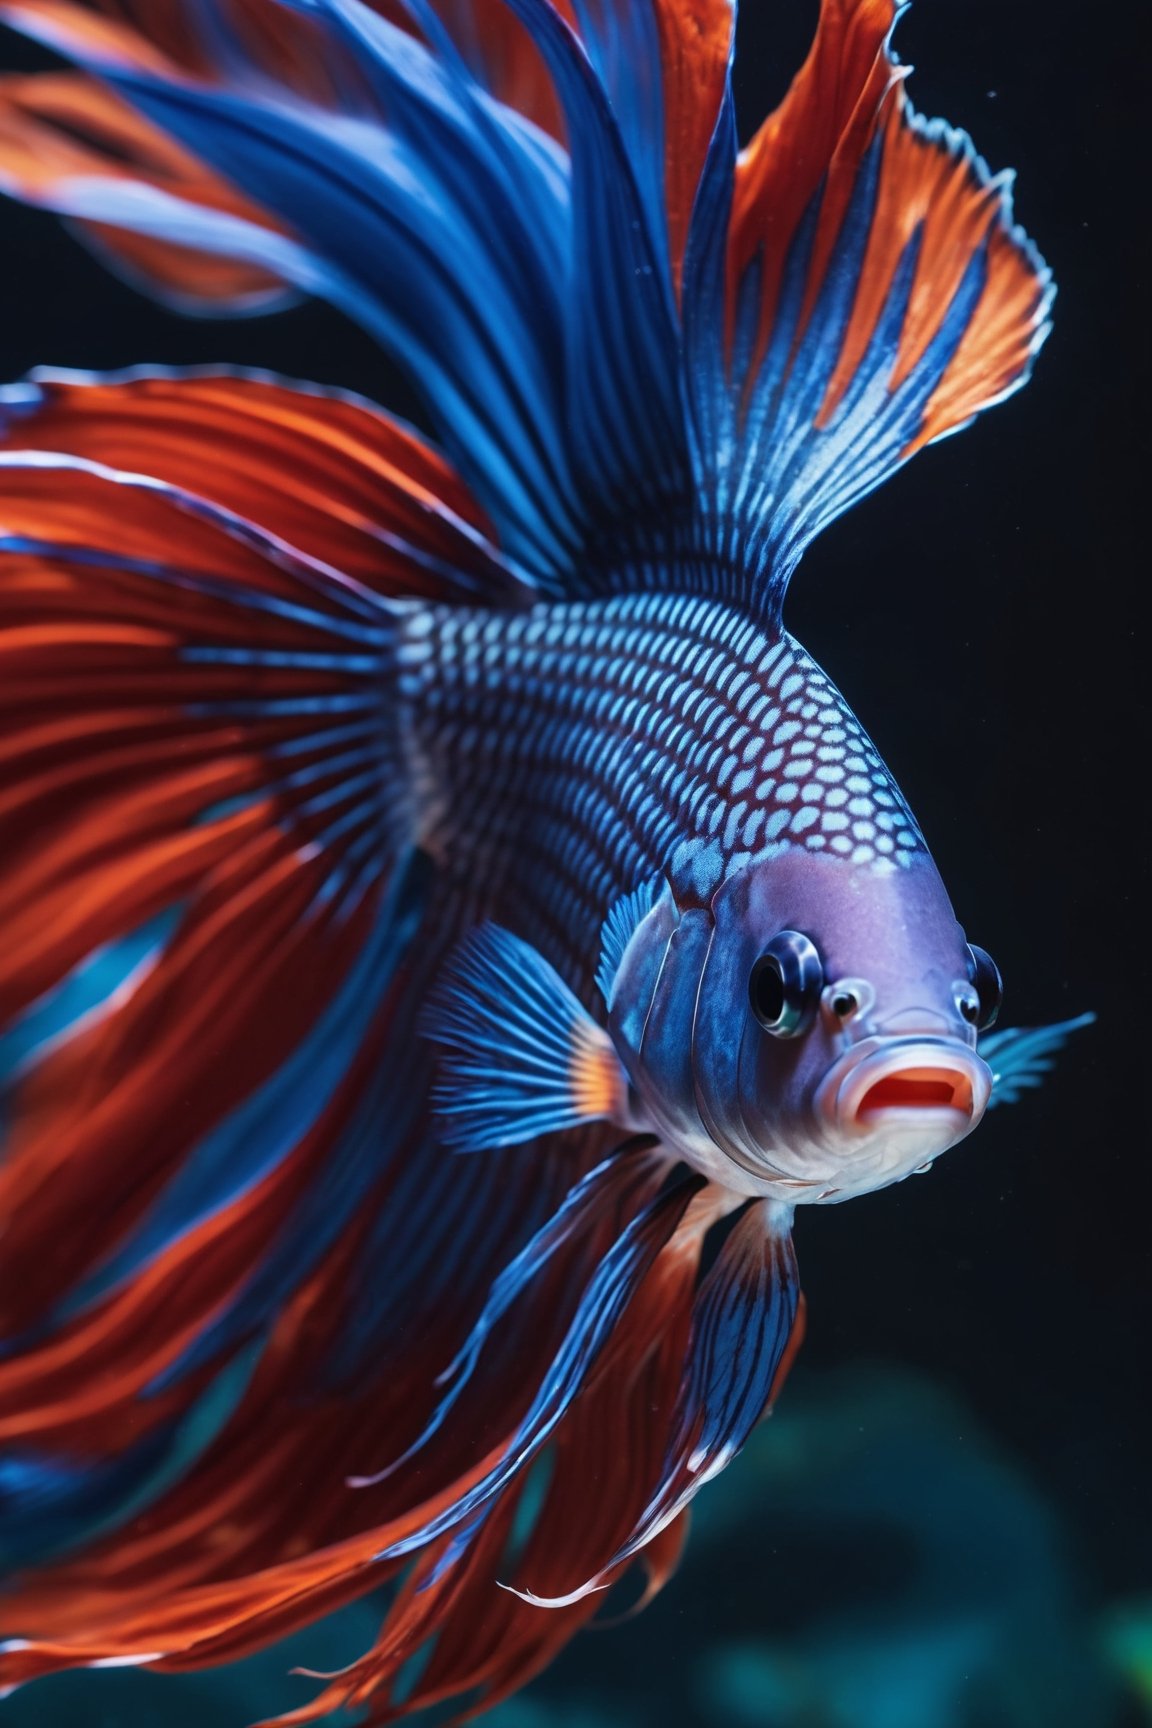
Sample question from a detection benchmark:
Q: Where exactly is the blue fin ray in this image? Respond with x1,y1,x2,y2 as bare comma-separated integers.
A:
512,1202,800,1605
982,1014,1096,1109
595,877,662,1008
369,1168,705,1562
348,1144,665,1485
424,923,627,1152
0,909,181,1084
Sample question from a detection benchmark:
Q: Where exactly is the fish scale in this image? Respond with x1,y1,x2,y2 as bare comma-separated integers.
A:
398,591,924,985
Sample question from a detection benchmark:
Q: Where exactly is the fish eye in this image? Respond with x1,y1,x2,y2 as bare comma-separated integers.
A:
749,931,824,1038
965,943,1003,1031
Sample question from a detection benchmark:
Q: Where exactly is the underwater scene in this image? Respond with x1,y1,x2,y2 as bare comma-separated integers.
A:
0,0,1142,1725
2,1358,1149,1727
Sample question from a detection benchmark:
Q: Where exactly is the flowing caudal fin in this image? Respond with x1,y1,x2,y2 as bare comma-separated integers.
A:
505,1202,801,1605
0,367,528,1565
0,366,714,1721
262,1164,721,1724
371,1195,803,1720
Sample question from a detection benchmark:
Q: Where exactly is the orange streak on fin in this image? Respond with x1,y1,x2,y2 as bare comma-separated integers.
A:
729,0,898,373
0,68,289,309
654,0,733,296
817,94,1051,447
729,0,1051,452
568,1017,628,1122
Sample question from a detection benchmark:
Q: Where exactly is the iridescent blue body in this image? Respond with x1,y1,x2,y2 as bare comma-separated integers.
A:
399,595,921,933
399,592,987,1202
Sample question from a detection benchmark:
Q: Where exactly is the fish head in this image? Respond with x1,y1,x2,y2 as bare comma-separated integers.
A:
607,849,997,1203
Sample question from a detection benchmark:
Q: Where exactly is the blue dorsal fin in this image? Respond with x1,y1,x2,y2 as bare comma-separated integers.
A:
981,1013,1096,1109
595,877,662,1009
423,924,629,1153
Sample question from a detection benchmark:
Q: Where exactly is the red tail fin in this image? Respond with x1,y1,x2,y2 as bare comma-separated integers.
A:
0,365,517,1481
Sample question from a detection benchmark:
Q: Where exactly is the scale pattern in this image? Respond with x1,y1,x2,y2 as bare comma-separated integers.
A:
398,592,925,984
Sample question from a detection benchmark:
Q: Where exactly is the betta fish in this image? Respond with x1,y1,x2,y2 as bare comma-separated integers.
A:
0,0,1091,1719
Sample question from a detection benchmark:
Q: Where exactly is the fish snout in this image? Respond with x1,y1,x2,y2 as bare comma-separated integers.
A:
815,1036,993,1154
873,1005,965,1039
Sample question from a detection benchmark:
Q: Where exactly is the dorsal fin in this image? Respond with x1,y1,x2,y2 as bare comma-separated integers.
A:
0,1,1050,617
680,0,1053,615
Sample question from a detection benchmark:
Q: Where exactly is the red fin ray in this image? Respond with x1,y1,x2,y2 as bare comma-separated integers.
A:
0,376,520,1567
0,63,294,311
728,0,1051,470
1,370,518,599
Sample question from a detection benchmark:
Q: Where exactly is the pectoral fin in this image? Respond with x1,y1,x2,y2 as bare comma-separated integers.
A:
981,1013,1096,1108
423,923,630,1153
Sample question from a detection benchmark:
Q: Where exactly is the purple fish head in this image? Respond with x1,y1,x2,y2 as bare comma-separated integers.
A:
610,847,996,1204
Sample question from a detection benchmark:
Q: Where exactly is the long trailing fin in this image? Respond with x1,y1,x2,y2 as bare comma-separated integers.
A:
0,0,1050,614
0,365,648,1717
507,1201,801,1606
0,367,517,1547
347,1145,665,1488
680,0,1054,614
275,1168,710,1723
369,1169,706,1567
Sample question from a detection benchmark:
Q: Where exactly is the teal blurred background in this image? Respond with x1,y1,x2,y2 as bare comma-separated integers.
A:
4,1361,1148,1726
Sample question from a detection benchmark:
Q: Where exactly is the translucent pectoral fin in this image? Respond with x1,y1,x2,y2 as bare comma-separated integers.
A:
423,923,630,1152
981,1013,1096,1108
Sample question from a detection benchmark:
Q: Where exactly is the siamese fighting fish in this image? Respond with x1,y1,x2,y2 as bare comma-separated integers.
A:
0,0,1089,1718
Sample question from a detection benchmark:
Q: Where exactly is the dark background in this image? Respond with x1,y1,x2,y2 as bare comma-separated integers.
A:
0,2,1146,1723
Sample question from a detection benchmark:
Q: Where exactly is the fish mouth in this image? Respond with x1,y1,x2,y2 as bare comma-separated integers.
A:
815,1037,992,1153
855,1067,975,1119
